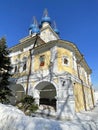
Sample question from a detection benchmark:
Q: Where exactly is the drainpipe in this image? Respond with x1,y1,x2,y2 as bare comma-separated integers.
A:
77,55,87,111
90,84,95,108
26,34,38,95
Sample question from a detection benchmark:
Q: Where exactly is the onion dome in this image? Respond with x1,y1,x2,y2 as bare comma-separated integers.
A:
41,16,51,24
29,23,36,30
41,9,51,25
54,28,59,35
32,25,40,34
53,21,60,35
29,16,40,35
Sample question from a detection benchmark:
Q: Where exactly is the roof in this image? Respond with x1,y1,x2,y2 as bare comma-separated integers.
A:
10,35,45,53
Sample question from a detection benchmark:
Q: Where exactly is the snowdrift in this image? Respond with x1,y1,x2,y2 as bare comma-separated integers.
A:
0,103,97,130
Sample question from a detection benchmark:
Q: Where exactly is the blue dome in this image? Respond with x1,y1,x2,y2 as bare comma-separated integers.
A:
54,28,60,35
29,24,36,30
32,26,40,34
41,16,51,24
29,17,40,35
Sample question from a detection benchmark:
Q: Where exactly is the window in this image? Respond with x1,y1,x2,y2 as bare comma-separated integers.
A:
22,57,27,71
39,55,45,66
23,62,26,71
13,59,19,73
64,58,68,64
62,80,66,87
62,56,69,66
14,65,18,73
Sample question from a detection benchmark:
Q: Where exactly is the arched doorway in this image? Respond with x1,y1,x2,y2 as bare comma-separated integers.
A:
35,81,57,109
9,83,25,104
14,84,25,101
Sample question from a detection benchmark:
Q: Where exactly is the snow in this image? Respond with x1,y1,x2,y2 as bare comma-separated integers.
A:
0,103,98,130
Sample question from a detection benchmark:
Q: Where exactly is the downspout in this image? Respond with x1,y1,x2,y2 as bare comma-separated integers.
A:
77,55,87,111
90,84,95,108
26,34,38,95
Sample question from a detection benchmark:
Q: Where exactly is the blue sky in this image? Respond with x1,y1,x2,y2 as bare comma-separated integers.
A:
0,0,98,89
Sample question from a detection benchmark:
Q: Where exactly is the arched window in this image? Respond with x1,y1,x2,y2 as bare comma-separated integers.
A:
22,57,27,71
23,63,26,71
14,59,19,73
39,55,45,66
62,56,69,66
64,58,68,64
15,65,18,73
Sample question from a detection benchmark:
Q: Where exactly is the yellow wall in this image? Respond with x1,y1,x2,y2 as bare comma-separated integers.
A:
57,47,77,76
73,83,85,112
33,50,51,71
74,83,94,112
57,47,90,86
11,50,31,77
84,86,94,110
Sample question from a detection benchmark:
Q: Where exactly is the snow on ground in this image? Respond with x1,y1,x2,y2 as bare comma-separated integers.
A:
0,103,98,130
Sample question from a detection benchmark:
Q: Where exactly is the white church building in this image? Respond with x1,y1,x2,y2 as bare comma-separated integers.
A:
9,9,94,119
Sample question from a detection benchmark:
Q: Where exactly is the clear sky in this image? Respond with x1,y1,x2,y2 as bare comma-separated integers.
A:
0,0,98,89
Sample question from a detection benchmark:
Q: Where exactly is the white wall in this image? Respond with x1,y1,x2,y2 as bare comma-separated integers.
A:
94,90,98,105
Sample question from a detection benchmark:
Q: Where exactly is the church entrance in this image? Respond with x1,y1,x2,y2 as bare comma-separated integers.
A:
9,83,25,104
35,81,57,109
14,84,25,101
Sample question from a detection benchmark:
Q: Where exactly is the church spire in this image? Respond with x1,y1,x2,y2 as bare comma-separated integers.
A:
33,16,37,25
43,8,48,17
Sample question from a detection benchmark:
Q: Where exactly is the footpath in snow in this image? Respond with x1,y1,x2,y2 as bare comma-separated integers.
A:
0,103,98,130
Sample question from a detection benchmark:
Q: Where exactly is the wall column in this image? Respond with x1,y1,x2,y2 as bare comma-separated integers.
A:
33,89,40,105
56,77,75,120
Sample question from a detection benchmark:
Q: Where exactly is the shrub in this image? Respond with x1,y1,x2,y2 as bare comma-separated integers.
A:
16,95,38,115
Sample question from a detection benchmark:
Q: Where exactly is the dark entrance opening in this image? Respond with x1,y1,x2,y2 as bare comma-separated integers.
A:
35,81,56,109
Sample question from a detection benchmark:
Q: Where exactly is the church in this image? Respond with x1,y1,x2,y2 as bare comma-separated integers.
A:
9,9,94,119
